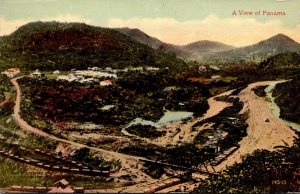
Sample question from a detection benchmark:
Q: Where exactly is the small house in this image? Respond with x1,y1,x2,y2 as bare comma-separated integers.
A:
30,70,42,78
2,68,20,78
100,80,112,86
53,179,69,188
146,67,159,71
52,70,60,74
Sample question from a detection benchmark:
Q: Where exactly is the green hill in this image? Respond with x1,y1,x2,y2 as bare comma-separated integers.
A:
0,21,185,71
273,76,300,123
257,52,300,76
205,34,300,64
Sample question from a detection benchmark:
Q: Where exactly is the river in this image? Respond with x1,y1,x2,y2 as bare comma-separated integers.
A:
121,111,193,137
265,82,300,132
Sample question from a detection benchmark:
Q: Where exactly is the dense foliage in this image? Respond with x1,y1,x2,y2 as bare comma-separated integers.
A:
252,85,267,97
126,124,166,139
273,76,300,123
18,69,210,130
194,132,300,193
0,21,186,71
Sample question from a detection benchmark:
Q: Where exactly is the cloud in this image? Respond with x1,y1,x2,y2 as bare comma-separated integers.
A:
106,15,300,46
0,14,91,36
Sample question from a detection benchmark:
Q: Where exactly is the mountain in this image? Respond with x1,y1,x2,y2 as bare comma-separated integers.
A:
114,27,183,54
180,40,235,62
115,28,236,61
182,40,235,53
205,34,300,64
0,21,186,71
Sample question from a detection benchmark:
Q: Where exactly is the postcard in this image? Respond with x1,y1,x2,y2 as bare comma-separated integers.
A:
0,0,299,193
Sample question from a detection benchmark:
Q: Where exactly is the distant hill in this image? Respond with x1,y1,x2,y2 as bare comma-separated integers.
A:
114,27,185,57
205,34,300,64
2,22,298,69
182,40,235,53
116,28,299,65
257,52,300,75
115,28,236,61
0,21,186,71
180,40,235,62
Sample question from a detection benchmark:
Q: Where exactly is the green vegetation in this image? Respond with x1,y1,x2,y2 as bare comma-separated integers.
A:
258,52,300,76
0,156,121,189
0,21,299,191
220,52,300,87
194,132,300,193
142,162,165,179
273,76,300,123
18,70,210,134
0,75,15,117
252,85,267,97
0,21,186,71
72,147,113,171
120,96,248,172
126,124,166,139
0,157,52,187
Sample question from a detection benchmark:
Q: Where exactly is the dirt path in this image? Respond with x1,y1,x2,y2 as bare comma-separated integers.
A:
10,77,154,182
10,76,297,192
152,89,234,146
214,80,297,171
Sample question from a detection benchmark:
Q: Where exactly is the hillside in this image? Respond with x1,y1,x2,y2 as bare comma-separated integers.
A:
257,52,300,76
273,76,300,123
205,34,300,64
180,40,235,62
115,28,300,65
115,28,183,56
115,28,235,62
0,22,186,71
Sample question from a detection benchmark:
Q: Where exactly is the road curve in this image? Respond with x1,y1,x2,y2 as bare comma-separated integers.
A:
11,76,297,191
214,80,297,171
10,77,146,167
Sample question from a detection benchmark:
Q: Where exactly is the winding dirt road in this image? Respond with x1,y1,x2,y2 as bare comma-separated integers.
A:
10,77,153,182
9,76,298,191
214,80,297,171
152,89,233,146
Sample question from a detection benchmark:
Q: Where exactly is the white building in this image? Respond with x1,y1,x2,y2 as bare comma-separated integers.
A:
52,70,60,74
30,71,42,78
79,77,96,84
2,68,20,78
74,70,117,78
88,67,101,71
100,80,112,86
57,74,78,82
146,67,160,71
131,67,143,72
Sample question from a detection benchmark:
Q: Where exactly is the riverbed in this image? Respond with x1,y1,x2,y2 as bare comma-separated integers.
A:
265,82,300,132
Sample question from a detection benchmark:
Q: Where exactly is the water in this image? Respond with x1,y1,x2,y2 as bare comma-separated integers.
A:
125,118,159,128
157,111,193,125
265,82,300,132
123,111,193,132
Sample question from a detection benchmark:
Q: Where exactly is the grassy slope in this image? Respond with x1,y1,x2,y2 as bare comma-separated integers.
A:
0,21,186,71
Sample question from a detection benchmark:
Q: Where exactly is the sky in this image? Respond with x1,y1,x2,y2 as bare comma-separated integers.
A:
0,0,300,46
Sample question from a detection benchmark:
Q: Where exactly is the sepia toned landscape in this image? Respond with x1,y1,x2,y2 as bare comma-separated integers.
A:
0,0,299,193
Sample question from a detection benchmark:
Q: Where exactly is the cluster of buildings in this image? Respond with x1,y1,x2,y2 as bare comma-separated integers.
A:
57,73,112,86
73,70,117,79
1,68,20,78
57,74,96,84
88,66,160,73
56,67,117,85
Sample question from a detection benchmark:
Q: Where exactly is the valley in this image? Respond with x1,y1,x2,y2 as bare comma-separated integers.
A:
0,21,299,193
